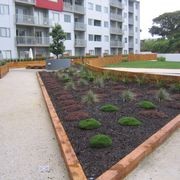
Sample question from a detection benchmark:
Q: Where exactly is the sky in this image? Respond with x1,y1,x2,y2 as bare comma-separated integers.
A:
140,0,179,39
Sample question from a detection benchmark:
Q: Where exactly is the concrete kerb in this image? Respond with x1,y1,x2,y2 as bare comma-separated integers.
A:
37,72,180,180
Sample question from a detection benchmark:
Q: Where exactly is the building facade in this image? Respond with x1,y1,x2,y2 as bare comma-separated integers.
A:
0,0,140,59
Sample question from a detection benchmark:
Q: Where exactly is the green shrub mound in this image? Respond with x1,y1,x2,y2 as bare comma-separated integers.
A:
100,104,118,112
118,117,142,126
89,134,112,148
138,100,156,109
79,118,101,130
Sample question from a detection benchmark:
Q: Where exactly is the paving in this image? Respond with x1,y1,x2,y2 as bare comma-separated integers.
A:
0,69,69,180
104,67,180,76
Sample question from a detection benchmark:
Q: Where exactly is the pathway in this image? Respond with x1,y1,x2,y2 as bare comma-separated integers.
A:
0,69,69,180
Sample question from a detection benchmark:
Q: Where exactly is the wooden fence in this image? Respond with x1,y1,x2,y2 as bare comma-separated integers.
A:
0,64,9,79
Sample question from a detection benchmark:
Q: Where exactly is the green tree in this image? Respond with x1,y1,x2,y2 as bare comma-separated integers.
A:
49,24,66,58
149,11,180,38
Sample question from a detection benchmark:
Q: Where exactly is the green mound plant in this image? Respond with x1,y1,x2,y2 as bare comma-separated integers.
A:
89,134,112,148
156,88,171,101
121,90,135,102
82,90,99,104
118,117,142,126
138,100,156,109
79,118,101,130
100,104,118,112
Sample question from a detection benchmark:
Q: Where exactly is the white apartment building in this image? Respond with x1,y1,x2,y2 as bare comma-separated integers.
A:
0,0,140,59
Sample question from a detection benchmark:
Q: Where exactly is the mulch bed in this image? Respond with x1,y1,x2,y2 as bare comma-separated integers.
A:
39,70,180,179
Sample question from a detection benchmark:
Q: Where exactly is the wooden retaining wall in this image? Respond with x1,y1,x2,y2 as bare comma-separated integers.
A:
0,64,9,79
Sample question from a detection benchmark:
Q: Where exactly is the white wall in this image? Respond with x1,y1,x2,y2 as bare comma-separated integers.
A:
158,54,180,62
85,0,110,56
0,0,17,59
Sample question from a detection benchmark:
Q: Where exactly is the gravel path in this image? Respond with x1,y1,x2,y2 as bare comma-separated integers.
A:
0,69,69,180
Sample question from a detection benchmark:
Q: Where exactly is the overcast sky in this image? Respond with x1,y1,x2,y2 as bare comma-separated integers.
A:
140,0,179,39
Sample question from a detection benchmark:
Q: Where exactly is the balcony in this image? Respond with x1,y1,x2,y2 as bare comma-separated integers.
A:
74,5,85,14
74,22,86,31
129,6,134,13
129,29,134,36
110,27,123,35
63,2,73,12
75,39,86,47
110,0,123,9
16,36,50,47
16,14,50,27
15,0,35,5
110,41,122,47
129,18,134,24
110,13,123,22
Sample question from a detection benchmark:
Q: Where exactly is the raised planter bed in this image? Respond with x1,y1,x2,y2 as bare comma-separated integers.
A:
0,64,9,78
37,66,180,180
8,60,45,68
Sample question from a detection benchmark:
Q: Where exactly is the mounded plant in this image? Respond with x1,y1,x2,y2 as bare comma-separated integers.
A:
121,90,135,102
89,134,112,148
100,104,118,112
118,117,142,126
79,118,101,130
138,100,156,109
78,78,89,86
64,81,76,90
82,90,99,104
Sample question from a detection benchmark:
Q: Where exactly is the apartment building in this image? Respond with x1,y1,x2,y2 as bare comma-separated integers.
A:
0,0,140,59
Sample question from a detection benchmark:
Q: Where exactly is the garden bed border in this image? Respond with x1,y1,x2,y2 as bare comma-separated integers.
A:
37,72,180,180
0,64,9,79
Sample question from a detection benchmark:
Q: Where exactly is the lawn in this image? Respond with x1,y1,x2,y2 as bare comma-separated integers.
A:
107,61,180,69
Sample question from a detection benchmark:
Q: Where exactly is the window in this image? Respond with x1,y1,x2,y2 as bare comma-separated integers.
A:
135,38,138,44
0,27,10,37
64,14,71,23
88,2,93,10
3,50,11,59
104,35,109,42
124,37,127,43
89,50,94,55
135,3,139,10
95,5,101,12
104,7,108,13
88,18,93,25
53,12,59,22
66,33,71,40
0,4,9,15
94,20,101,27
94,35,101,42
104,21,108,28
89,34,93,41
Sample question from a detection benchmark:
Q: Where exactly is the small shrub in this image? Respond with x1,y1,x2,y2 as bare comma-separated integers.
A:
100,104,118,112
157,56,166,62
170,83,180,93
89,134,112,148
64,81,76,90
94,77,104,88
135,75,146,86
68,67,78,76
79,118,101,130
62,74,71,83
121,90,135,102
118,117,142,126
78,79,89,86
156,88,171,101
82,90,99,104
138,100,156,109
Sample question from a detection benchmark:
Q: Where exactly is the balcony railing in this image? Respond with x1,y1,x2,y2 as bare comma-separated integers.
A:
74,22,86,31
129,30,134,36
110,0,123,9
110,27,123,35
129,6,134,13
15,0,35,5
110,13,123,22
16,14,50,27
129,42,134,48
75,39,86,47
129,18,134,24
74,5,85,14
110,41,122,47
16,36,50,46
63,2,73,12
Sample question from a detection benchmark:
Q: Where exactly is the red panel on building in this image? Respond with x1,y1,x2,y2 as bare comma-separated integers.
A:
36,0,63,11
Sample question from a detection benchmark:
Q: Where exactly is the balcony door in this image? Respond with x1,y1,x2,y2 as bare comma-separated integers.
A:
35,31,43,44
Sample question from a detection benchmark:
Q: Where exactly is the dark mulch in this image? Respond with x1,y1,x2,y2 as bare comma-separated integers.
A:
39,71,179,179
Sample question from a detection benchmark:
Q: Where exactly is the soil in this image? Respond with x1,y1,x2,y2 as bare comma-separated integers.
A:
39,70,180,179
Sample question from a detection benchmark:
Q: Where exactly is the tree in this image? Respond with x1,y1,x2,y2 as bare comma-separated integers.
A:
49,24,66,58
149,11,180,38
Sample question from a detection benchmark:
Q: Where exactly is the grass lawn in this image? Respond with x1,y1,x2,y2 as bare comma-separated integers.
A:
107,61,180,69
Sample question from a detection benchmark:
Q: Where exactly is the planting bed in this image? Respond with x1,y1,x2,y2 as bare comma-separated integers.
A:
39,66,180,179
